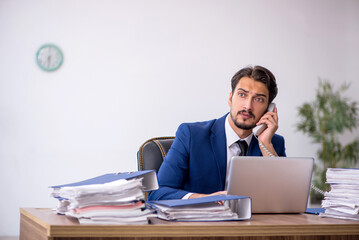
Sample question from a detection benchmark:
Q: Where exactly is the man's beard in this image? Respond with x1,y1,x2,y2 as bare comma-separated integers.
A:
230,110,257,130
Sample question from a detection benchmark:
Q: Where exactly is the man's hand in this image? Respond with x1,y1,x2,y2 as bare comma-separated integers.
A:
256,107,279,156
188,190,227,199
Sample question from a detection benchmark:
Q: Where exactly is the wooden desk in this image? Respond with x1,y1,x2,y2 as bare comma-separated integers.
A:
20,208,359,240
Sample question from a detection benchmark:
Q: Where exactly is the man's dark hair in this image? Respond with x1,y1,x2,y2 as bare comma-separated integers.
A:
231,65,278,103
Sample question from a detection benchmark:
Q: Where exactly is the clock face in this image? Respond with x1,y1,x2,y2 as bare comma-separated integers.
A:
36,44,63,71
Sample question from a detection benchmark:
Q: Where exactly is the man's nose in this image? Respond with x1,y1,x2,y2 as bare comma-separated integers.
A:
243,98,253,111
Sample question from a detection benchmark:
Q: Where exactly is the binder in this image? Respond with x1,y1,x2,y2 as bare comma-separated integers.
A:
50,170,158,192
50,170,158,224
148,194,252,221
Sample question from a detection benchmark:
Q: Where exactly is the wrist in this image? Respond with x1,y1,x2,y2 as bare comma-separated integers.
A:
188,193,206,199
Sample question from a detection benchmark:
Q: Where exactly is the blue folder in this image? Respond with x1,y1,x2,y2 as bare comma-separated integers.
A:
305,208,325,215
149,194,249,207
50,170,158,191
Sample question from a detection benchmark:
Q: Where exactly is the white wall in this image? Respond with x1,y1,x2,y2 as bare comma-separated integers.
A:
1,0,358,236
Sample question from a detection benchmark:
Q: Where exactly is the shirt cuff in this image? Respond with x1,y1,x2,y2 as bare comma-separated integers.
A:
182,193,193,199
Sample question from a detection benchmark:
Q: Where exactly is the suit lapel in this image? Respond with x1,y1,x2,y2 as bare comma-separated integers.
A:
210,114,227,189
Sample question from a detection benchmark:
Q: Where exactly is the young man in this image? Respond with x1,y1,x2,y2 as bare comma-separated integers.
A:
149,65,286,200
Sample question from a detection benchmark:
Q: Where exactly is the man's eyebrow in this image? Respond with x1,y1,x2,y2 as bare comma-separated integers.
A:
237,88,267,98
255,93,267,98
237,88,249,93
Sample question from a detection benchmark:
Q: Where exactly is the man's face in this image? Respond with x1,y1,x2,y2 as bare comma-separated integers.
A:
228,76,269,130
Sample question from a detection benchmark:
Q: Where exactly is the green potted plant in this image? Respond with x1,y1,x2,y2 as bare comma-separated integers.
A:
296,80,359,201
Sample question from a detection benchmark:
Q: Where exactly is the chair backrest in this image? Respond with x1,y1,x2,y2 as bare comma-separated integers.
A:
137,136,175,173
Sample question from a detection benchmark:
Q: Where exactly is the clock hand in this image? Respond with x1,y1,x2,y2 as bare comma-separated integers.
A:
47,55,52,68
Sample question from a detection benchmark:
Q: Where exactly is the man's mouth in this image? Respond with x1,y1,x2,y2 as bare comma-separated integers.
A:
238,110,255,120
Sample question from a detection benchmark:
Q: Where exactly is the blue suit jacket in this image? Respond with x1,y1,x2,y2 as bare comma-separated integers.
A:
149,114,286,200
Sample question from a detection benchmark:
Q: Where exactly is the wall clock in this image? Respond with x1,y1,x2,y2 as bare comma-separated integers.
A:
36,44,63,71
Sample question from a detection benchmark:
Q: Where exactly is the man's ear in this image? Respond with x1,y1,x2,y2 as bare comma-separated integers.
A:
228,92,233,107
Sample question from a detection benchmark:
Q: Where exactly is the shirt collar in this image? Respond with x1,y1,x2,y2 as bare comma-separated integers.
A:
225,114,253,148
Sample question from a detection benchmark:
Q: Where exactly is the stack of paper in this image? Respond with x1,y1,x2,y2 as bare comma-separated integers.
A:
148,194,251,221
320,168,359,221
50,171,158,224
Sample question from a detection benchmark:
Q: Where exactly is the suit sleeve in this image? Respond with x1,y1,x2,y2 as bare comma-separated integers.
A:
273,134,286,157
148,123,192,200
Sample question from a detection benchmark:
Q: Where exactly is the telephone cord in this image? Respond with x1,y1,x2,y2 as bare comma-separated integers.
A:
258,140,275,157
255,134,324,195
310,184,325,195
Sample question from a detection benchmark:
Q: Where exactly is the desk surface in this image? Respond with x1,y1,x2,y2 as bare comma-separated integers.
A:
20,208,359,240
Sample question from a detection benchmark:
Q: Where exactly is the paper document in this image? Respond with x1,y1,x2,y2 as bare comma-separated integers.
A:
320,168,359,221
50,170,158,224
148,194,251,221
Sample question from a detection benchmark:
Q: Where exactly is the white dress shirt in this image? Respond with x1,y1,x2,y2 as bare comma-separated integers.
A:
224,114,253,189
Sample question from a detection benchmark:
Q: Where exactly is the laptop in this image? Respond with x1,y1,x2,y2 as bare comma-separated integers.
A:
227,157,314,213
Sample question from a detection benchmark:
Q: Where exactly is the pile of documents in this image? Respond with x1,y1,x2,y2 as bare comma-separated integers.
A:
50,171,157,224
148,194,251,221
320,168,359,221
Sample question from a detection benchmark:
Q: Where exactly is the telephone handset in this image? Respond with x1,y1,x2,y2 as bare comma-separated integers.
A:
253,102,276,137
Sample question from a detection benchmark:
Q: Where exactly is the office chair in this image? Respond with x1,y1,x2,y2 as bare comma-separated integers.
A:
137,136,175,173
137,137,175,200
